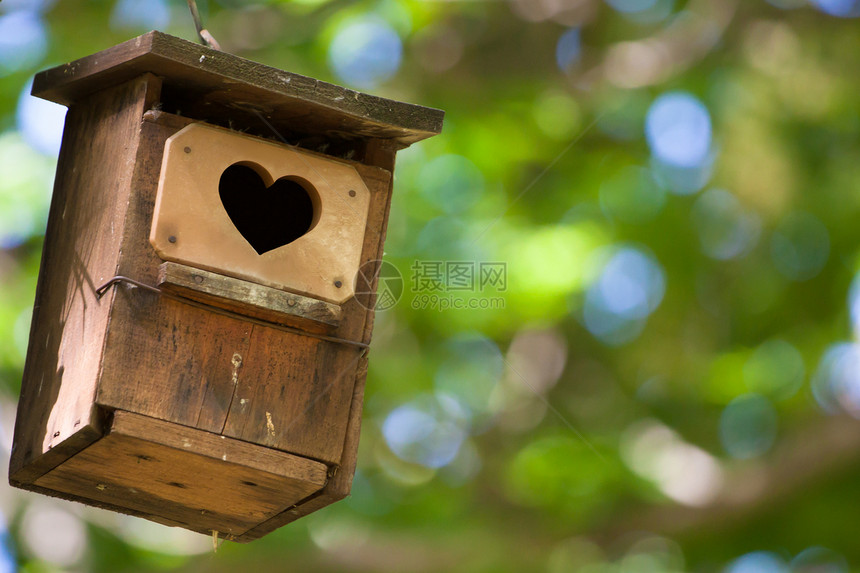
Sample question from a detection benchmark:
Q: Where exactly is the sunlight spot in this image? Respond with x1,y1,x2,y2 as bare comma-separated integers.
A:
605,0,658,12
308,514,370,553
328,16,402,89
725,552,789,573
0,11,47,75
117,516,211,555
17,80,66,157
383,396,466,468
646,92,712,169
810,0,860,17
110,0,170,31
765,0,807,7
21,502,86,566
583,246,665,345
533,90,582,140
0,131,55,247
417,154,484,214
0,513,13,573
811,343,860,417
847,270,860,336
555,27,581,72
621,420,723,507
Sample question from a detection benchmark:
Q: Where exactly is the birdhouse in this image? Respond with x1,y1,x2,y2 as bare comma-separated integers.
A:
9,31,443,542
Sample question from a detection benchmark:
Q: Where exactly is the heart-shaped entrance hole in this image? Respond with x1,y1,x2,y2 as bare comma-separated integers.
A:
219,163,317,255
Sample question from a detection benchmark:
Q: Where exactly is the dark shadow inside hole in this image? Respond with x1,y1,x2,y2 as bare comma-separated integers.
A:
219,164,315,255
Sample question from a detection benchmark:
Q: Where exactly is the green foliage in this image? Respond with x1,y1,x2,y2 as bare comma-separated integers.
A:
2,0,860,571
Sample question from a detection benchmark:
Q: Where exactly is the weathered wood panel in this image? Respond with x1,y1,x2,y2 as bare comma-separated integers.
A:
35,411,327,537
94,114,256,436
157,262,342,333
96,111,384,463
32,31,444,146
9,74,161,483
235,140,397,541
221,331,363,463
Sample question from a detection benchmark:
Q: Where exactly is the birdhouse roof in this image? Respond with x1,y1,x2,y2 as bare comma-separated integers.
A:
32,31,444,147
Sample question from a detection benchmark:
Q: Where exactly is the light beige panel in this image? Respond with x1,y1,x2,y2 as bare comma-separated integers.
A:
150,123,371,304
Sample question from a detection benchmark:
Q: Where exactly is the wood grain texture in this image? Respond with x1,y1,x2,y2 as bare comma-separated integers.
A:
220,331,363,463
35,411,327,537
9,73,161,484
14,58,422,537
96,111,383,463
216,154,394,466
157,262,342,333
95,112,254,436
151,122,372,304
110,411,327,482
234,142,398,541
32,31,443,146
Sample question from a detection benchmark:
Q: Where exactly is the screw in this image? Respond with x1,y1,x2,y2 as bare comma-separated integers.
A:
334,280,343,288
168,235,177,243
348,190,356,197
193,275,204,284
184,146,192,154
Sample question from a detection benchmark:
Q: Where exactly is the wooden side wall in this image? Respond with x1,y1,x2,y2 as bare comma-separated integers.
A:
10,74,161,485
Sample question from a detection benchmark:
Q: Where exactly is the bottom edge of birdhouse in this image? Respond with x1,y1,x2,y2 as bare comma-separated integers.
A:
10,410,331,541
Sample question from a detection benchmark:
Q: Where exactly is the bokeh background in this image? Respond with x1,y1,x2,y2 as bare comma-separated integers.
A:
2,0,860,571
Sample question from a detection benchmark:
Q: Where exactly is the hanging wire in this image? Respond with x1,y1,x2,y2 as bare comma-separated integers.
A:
187,0,221,50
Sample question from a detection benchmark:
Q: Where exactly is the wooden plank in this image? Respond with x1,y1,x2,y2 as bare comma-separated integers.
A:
98,292,255,434
110,411,327,482
221,332,363,463
32,31,444,147
9,73,161,483
9,423,102,487
35,411,327,537
94,113,257,435
235,143,398,541
217,152,394,466
98,112,367,462
157,262,342,334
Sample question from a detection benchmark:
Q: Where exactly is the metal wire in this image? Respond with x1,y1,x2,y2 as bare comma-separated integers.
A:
187,0,221,50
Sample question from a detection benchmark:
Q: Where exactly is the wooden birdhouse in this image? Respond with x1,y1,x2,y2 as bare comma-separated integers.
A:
9,31,443,542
